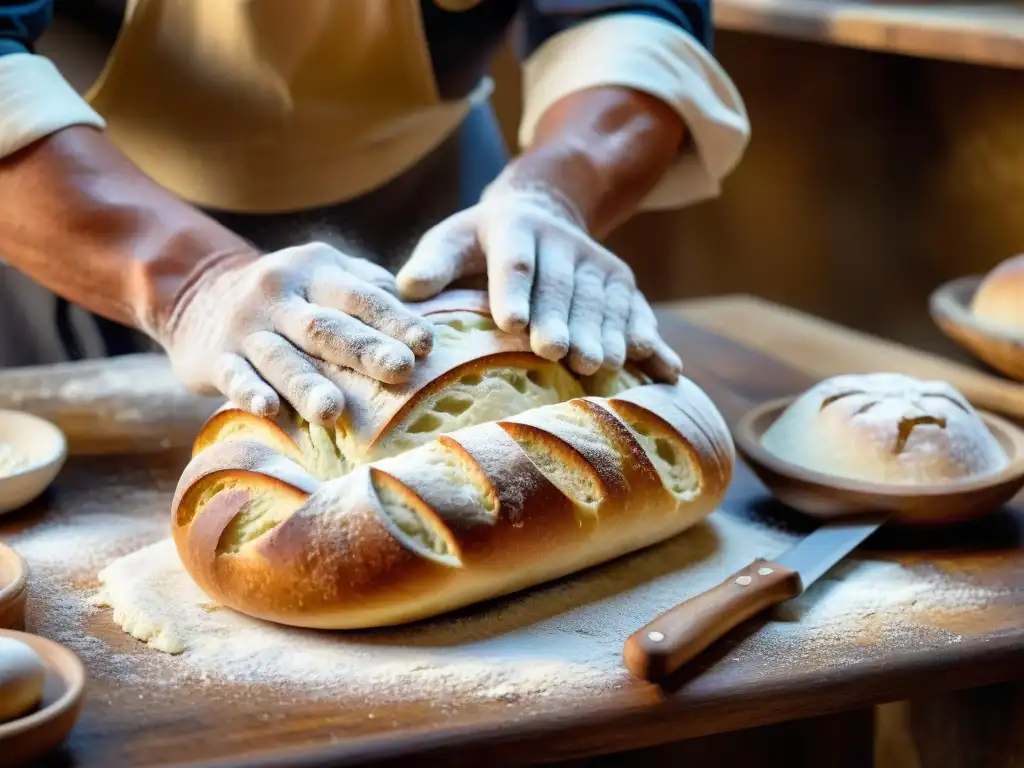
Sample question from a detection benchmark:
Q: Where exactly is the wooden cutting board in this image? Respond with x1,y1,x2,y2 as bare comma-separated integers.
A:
666,294,1024,419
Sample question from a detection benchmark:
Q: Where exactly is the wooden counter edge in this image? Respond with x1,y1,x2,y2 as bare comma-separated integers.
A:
658,293,1024,420
714,0,1024,71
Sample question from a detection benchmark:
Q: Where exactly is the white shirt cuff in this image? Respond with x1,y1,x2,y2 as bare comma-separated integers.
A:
519,14,751,211
0,53,106,159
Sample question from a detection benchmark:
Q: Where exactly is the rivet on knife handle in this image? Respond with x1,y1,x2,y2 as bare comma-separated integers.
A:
622,558,804,682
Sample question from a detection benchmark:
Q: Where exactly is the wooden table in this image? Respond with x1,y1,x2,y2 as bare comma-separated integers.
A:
714,0,1024,70
3,295,1024,768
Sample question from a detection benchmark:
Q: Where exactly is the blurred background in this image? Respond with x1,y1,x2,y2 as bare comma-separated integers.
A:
490,12,1024,364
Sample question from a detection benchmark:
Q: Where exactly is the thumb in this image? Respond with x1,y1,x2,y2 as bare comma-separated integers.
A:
397,212,485,300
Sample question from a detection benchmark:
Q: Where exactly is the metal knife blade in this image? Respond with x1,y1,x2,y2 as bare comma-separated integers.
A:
623,513,888,682
774,513,888,591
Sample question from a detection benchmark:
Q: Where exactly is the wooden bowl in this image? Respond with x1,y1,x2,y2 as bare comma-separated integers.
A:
0,542,27,631
734,397,1024,525
0,629,85,766
930,276,1024,382
0,410,67,515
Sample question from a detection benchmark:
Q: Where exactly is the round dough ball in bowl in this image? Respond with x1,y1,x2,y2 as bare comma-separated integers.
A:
930,254,1024,381
761,373,1009,486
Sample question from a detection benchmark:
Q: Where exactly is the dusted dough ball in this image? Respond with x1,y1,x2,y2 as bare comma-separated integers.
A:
0,636,45,724
762,373,1009,486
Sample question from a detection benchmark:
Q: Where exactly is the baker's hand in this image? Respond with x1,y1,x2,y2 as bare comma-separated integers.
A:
160,242,434,425
396,179,682,381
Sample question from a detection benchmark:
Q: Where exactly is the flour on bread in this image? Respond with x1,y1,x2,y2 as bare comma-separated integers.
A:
762,372,1009,485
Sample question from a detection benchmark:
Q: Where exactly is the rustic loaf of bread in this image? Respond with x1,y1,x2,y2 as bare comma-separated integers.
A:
761,372,1008,486
193,290,648,480
971,254,1024,334
172,290,734,628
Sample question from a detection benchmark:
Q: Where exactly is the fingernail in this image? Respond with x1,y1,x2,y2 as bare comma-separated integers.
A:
534,339,569,361
601,352,626,370
406,327,434,355
396,275,437,300
569,349,603,376
308,386,344,424
373,348,415,383
503,315,528,333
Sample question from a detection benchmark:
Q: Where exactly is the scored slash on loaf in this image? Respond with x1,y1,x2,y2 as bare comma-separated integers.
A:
171,290,734,629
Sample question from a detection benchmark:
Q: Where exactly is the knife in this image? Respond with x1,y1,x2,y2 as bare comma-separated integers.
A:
622,514,888,681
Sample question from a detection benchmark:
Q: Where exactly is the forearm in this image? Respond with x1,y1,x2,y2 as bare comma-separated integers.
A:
511,85,686,239
0,125,256,337
515,3,750,225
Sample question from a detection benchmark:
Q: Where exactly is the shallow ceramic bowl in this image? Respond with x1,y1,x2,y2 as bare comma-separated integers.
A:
0,411,66,515
0,629,85,765
930,276,1024,382
0,542,28,630
734,396,1024,525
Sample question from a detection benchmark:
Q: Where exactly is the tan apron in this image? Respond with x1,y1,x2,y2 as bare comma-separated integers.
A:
85,0,482,213
1,0,507,367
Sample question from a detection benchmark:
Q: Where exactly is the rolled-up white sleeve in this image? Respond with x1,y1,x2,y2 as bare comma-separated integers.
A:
518,13,750,210
0,53,106,160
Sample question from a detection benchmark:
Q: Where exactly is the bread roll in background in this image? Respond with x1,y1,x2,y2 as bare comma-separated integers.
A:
761,373,1008,486
971,254,1024,334
171,290,734,629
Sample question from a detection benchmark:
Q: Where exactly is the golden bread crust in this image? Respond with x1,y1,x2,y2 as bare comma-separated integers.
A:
172,383,734,628
170,291,733,628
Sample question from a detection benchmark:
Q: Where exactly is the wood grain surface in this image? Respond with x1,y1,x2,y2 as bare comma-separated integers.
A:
671,294,1024,419
714,0,1024,70
1,297,1024,767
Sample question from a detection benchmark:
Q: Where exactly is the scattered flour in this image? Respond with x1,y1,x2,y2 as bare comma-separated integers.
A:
88,512,798,701
85,510,1007,704
5,485,1009,709
0,443,28,476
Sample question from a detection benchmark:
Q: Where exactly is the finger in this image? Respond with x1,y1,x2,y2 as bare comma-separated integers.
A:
339,254,401,295
308,272,434,357
396,212,484,301
626,294,660,361
242,331,346,425
212,352,280,417
482,220,536,332
528,238,575,361
638,335,683,383
565,264,606,376
273,298,418,384
600,276,632,370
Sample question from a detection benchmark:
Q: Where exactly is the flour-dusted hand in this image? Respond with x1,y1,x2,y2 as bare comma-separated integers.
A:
159,242,434,425
396,176,681,381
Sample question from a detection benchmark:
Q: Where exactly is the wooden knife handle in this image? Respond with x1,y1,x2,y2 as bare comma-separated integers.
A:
623,558,803,681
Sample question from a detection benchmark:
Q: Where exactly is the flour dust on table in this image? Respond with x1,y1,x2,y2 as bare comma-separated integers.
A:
5,478,1006,708
86,509,1006,702
92,512,793,699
